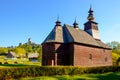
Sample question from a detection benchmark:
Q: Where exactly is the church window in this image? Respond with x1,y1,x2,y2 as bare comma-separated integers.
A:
105,57,108,62
89,54,92,60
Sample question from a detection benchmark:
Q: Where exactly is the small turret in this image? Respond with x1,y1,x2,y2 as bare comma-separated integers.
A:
56,16,61,26
87,6,94,21
73,18,79,29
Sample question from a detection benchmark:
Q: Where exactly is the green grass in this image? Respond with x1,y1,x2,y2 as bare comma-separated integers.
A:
19,72,120,80
0,56,41,68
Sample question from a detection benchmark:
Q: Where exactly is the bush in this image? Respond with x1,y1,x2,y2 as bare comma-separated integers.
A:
0,62,2,64
0,66,120,79
14,61,18,64
4,62,8,64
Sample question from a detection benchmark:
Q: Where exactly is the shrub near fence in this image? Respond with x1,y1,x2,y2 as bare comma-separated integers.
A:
0,66,120,80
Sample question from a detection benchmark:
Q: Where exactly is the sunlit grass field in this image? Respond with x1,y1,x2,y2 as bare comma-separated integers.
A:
0,56,41,68
19,72,120,80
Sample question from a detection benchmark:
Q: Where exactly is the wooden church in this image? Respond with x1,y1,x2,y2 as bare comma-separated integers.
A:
42,7,113,67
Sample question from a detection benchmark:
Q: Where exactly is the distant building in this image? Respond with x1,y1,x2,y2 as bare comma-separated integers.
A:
19,38,38,46
42,7,113,67
19,43,23,46
6,51,17,59
28,53,39,61
28,38,33,45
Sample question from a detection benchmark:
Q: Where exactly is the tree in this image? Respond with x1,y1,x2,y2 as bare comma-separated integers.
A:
107,41,120,66
107,41,119,48
107,41,120,54
36,45,42,62
0,42,42,62
14,47,26,56
112,53,120,65
19,44,33,55
18,44,42,61
0,47,8,54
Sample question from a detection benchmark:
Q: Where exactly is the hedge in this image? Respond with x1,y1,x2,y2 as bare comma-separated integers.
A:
0,66,120,80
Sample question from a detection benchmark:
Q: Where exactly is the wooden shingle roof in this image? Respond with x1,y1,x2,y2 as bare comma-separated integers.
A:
43,24,110,49
28,53,39,58
43,26,63,43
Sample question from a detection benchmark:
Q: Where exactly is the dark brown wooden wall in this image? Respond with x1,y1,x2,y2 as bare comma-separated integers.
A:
42,43,113,67
42,43,70,66
73,44,113,66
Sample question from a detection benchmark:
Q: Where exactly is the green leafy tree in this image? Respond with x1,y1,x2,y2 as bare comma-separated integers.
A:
19,44,33,55
0,47,8,54
14,47,26,57
112,53,120,65
107,41,120,54
18,44,42,61
1,42,42,62
107,41,120,65
35,45,42,62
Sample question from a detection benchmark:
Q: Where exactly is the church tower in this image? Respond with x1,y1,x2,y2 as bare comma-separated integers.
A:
84,6,100,40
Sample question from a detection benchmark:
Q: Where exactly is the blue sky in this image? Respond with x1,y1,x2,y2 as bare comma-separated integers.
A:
0,0,120,47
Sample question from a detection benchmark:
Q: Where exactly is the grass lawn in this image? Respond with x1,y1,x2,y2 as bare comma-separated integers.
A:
19,72,120,80
0,56,41,68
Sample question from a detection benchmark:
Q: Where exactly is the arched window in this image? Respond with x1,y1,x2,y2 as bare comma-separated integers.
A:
105,57,107,62
89,54,92,60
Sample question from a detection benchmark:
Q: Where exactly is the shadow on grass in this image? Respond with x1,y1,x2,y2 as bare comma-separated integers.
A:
51,72,120,80
0,64,30,67
86,72,120,80
52,75,90,80
18,72,120,80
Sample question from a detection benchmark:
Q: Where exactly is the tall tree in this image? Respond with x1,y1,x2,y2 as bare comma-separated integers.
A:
107,41,120,54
